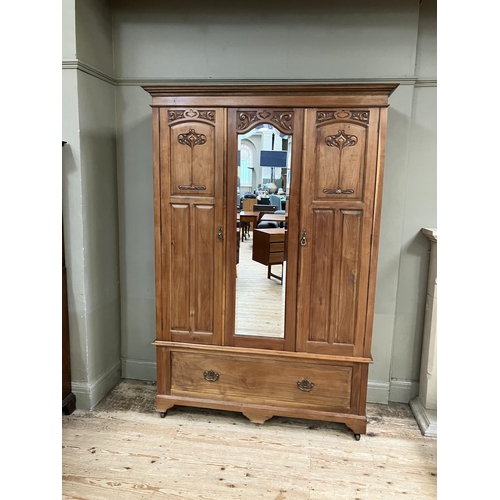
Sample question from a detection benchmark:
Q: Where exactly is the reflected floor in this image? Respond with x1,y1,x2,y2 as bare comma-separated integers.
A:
235,231,286,338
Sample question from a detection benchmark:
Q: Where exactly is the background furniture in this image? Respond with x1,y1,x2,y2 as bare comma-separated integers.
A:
269,194,281,208
253,204,279,227
260,210,287,229
254,204,280,229
238,212,259,240
143,83,397,439
242,198,258,231
242,197,258,212
252,228,286,283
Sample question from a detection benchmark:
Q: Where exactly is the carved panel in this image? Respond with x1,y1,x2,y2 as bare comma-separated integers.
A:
168,109,216,123
170,204,190,332
317,110,370,124
336,210,363,345
308,209,335,343
170,122,215,196
314,123,366,201
237,109,294,134
194,205,215,333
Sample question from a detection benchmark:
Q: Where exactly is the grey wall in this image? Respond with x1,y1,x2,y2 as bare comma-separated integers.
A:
63,0,121,409
75,0,114,75
63,0,436,406
111,0,420,80
115,86,156,380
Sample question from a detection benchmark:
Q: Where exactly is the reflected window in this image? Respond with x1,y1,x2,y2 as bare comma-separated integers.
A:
239,143,253,187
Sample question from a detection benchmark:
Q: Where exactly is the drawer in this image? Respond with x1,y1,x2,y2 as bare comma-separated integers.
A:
268,252,284,264
268,232,285,243
270,242,285,253
170,351,353,412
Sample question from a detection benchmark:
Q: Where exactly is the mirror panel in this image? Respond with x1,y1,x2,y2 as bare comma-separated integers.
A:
234,124,292,339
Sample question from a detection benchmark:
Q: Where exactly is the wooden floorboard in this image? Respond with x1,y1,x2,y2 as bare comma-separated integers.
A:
62,380,437,499
236,231,286,338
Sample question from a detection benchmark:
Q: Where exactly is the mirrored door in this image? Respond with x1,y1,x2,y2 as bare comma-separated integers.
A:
225,108,303,350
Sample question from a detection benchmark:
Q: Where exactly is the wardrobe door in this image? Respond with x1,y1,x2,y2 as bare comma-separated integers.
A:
159,108,225,344
296,108,380,357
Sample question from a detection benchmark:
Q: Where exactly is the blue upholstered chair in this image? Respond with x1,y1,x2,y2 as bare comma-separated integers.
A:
269,194,281,208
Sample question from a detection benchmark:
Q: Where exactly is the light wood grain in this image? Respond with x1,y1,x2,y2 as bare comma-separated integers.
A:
62,380,437,500
160,108,225,344
296,109,377,358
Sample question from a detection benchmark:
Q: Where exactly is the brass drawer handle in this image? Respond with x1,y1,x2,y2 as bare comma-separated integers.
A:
297,379,315,392
218,226,223,242
203,370,220,382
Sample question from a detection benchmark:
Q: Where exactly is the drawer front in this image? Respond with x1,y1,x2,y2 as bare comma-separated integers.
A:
170,351,353,412
268,252,284,264
270,242,285,253
269,233,285,243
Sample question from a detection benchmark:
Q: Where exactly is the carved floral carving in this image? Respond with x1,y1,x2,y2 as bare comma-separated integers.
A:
237,110,294,133
325,130,358,150
322,188,354,195
237,111,260,130
178,129,207,149
271,111,293,131
168,109,216,122
317,110,370,124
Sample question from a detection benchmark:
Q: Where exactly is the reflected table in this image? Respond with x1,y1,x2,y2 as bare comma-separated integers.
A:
237,212,260,241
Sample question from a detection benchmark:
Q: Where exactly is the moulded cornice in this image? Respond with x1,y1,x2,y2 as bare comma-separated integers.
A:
142,83,400,98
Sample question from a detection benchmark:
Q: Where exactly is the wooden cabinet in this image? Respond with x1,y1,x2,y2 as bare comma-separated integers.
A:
252,228,286,283
144,84,397,438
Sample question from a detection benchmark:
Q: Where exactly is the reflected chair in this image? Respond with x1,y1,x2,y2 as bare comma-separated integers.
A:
274,209,287,229
254,204,279,229
269,194,281,208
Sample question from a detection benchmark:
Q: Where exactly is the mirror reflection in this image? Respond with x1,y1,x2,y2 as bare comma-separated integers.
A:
235,125,291,338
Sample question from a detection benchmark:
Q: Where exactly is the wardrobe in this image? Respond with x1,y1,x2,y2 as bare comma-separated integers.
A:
143,84,397,439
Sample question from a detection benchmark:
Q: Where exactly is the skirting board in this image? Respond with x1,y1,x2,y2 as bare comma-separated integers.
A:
71,360,121,410
367,381,390,404
389,379,419,403
409,396,437,437
121,358,157,382
367,380,419,404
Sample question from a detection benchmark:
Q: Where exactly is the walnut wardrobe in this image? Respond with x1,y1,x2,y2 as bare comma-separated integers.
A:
143,84,397,439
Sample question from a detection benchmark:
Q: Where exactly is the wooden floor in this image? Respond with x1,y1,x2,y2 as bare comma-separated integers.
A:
62,379,437,499
236,231,286,338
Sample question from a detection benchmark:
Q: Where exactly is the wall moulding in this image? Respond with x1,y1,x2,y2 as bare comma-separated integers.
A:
62,60,437,89
62,59,116,86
